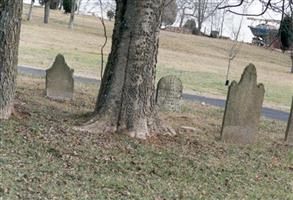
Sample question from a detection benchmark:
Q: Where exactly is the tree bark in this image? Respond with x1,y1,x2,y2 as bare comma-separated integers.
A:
69,0,76,29
291,50,293,73
0,0,23,119
80,0,167,139
27,0,35,21
44,0,50,24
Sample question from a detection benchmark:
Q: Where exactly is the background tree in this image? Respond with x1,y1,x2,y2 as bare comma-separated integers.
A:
63,0,72,13
194,0,209,31
0,0,23,119
219,8,226,36
191,0,222,32
107,10,115,21
162,0,178,26
50,0,61,9
183,19,199,34
225,14,244,85
280,16,293,73
76,0,82,14
27,0,35,21
177,0,193,27
79,0,172,139
69,0,76,29
59,0,63,10
44,0,51,23
177,0,222,32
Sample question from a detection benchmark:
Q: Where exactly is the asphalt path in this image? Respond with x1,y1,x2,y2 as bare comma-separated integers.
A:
18,65,290,122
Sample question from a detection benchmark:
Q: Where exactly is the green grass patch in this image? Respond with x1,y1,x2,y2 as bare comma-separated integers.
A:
157,67,228,95
19,45,104,75
157,67,293,108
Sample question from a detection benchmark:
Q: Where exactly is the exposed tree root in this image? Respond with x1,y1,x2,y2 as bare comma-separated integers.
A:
74,115,117,134
0,105,13,120
74,114,176,140
147,114,176,135
11,103,31,120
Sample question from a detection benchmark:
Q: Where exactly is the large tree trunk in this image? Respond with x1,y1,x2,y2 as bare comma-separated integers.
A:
0,0,23,119
69,0,76,29
80,0,167,139
27,0,35,21
44,0,50,24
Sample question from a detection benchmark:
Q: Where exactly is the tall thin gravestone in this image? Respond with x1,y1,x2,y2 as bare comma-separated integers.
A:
156,75,183,112
285,97,293,144
221,64,265,144
46,54,74,100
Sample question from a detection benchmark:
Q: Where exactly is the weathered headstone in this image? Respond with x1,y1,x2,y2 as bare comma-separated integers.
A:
46,54,74,100
156,75,183,112
221,64,265,144
285,97,293,144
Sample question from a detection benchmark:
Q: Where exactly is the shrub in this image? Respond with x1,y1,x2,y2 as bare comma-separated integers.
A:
50,0,60,9
63,0,71,13
280,15,293,51
107,10,115,21
184,19,199,35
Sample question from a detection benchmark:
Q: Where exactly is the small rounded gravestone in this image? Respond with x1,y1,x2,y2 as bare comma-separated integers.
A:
156,75,183,112
46,54,74,101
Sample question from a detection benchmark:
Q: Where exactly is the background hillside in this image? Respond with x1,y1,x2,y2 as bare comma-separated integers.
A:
19,5,293,109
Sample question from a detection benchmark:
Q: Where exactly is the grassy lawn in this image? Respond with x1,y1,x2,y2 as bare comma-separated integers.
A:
0,76,293,199
19,5,293,110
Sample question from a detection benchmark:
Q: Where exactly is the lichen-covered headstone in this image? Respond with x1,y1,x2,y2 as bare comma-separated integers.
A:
221,64,265,144
46,54,74,100
285,97,293,144
156,75,183,112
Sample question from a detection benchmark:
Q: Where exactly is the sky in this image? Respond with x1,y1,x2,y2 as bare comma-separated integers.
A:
23,0,283,43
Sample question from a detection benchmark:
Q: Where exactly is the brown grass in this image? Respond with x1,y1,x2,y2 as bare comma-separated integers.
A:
1,75,292,199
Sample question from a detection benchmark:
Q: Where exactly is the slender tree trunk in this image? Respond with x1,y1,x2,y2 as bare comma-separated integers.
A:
80,0,167,139
59,0,63,10
69,0,76,29
291,50,293,73
210,14,213,32
44,0,50,24
0,0,23,119
77,0,82,15
198,20,202,34
220,9,225,37
179,8,185,28
197,2,202,33
27,0,35,21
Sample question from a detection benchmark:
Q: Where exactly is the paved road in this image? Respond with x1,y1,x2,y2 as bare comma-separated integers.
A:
18,65,290,122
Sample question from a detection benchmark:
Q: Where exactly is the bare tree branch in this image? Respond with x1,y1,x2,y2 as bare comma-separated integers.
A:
98,0,108,80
